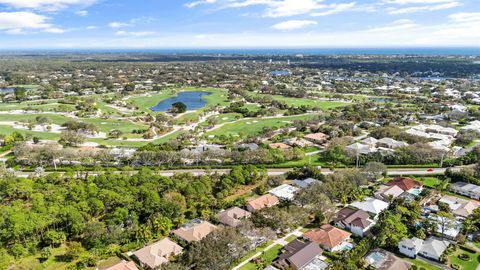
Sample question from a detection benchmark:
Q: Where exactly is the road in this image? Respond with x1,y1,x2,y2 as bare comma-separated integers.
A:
13,166,461,178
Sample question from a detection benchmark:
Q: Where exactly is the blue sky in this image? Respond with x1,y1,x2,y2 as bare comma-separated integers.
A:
0,0,478,49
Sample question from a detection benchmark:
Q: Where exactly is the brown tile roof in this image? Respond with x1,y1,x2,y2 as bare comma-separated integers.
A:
132,238,183,269
216,207,251,227
334,207,371,229
304,132,329,141
104,260,139,270
303,224,351,250
269,143,291,149
387,177,422,191
172,219,217,243
246,194,279,212
275,240,323,270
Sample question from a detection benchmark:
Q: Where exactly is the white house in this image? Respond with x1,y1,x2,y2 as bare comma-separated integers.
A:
418,237,450,261
268,184,299,201
350,197,389,219
450,182,480,200
398,237,423,258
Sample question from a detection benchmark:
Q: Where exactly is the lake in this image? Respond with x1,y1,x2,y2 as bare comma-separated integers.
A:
0,88,14,94
150,91,211,112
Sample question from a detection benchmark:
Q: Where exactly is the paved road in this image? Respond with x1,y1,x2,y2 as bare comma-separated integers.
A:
13,166,463,178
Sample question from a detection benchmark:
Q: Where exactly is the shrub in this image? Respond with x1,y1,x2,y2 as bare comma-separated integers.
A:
458,253,470,261
451,263,460,270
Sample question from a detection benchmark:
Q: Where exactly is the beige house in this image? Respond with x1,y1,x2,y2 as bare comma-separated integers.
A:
172,219,217,242
246,194,280,212
132,238,182,269
217,207,251,227
104,260,139,270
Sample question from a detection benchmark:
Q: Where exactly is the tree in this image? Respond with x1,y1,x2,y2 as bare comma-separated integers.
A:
373,212,408,249
14,87,26,101
170,102,187,114
363,162,387,180
60,130,86,147
108,129,123,139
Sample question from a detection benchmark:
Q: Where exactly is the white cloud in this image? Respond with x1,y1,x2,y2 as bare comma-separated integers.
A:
272,20,317,30
86,25,97,29
388,1,461,14
311,2,356,16
4,28,26,35
0,12,52,30
43,27,66,33
185,0,217,8
115,31,156,37
367,19,418,32
75,10,88,16
108,22,132,28
448,12,480,22
384,0,455,4
0,0,97,12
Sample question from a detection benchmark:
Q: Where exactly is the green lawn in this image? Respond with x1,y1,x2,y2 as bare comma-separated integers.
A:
417,177,442,188
14,244,78,270
271,95,347,109
285,235,298,243
238,244,283,270
405,258,442,270
449,246,480,270
206,114,316,138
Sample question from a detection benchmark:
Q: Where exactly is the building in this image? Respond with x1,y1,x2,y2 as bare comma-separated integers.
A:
303,224,351,252
269,184,299,201
450,182,480,200
386,177,423,194
304,132,329,144
273,240,323,270
172,219,217,243
398,237,424,258
377,138,408,149
269,143,291,150
374,185,405,201
333,208,374,237
104,260,139,270
293,178,320,189
418,237,451,261
132,238,183,269
365,249,410,270
350,197,389,219
429,214,462,239
439,195,479,218
246,194,280,212
216,207,251,227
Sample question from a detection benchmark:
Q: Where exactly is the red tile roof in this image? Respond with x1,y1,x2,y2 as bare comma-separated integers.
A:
303,224,351,250
386,177,422,191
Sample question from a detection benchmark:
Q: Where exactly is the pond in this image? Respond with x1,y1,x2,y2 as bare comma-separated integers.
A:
150,91,211,112
0,88,14,94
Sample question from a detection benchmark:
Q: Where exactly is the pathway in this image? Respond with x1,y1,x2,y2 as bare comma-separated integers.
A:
231,227,303,270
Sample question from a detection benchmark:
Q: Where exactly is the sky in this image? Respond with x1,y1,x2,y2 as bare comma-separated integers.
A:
0,0,478,49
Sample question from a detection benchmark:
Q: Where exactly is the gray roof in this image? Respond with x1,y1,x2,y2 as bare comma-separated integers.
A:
419,237,450,258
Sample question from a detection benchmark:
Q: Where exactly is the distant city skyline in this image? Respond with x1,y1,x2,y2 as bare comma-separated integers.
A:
0,0,478,49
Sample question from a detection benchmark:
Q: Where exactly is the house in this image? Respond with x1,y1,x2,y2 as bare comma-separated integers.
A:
283,137,313,147
236,143,260,151
374,185,405,201
333,208,374,237
398,237,424,258
428,214,462,239
269,142,292,150
273,240,323,270
377,138,408,149
293,178,319,189
345,143,377,155
246,194,280,212
365,249,410,270
386,177,423,194
304,132,329,144
172,219,217,243
269,184,299,201
303,224,351,252
361,137,378,147
350,197,389,218
438,195,479,218
132,238,183,269
216,207,251,227
418,237,451,261
104,260,139,270
450,182,480,200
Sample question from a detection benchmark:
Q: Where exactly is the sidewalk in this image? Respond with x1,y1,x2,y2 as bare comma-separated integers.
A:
231,227,303,270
